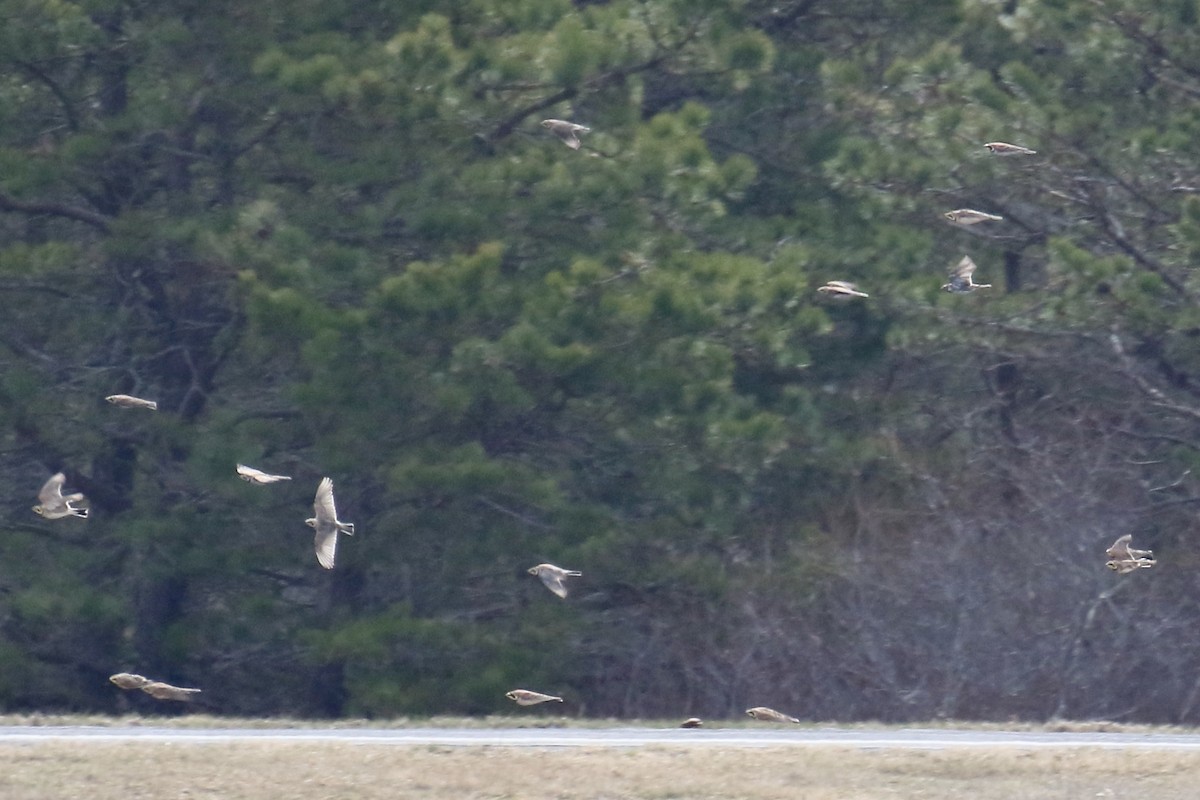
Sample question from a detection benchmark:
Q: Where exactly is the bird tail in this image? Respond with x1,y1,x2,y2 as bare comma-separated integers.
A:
977,283,993,288
340,522,356,536
72,508,89,518
566,570,582,577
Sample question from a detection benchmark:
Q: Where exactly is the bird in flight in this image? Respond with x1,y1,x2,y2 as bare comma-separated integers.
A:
305,477,355,569
745,706,799,723
105,394,158,410
506,689,564,706
944,209,1003,225
541,119,591,150
528,563,583,598
816,280,869,299
941,256,992,293
32,473,88,519
680,717,704,728
109,673,201,701
984,141,1036,155
236,464,293,484
1105,534,1155,573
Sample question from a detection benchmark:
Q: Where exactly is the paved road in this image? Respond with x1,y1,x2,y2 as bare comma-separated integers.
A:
0,725,1198,750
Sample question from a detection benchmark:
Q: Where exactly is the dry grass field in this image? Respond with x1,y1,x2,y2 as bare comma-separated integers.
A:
1,740,1199,800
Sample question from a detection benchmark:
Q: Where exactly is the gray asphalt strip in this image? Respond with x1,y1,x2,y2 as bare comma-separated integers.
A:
0,726,1197,749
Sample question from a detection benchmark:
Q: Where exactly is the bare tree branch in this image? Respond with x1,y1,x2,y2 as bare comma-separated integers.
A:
1110,333,1200,423
0,191,111,232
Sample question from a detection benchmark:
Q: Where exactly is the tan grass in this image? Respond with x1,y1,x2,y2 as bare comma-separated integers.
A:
0,742,1198,800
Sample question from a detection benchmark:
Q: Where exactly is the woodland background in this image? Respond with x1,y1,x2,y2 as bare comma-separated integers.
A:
1,0,1199,722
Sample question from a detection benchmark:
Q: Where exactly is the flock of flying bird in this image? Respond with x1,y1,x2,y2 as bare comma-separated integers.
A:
812,141,1043,300
30,395,365,703
29,132,1148,725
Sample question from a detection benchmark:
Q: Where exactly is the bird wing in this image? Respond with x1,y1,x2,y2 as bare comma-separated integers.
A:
313,477,338,525
143,682,201,701
539,571,569,598
38,473,66,505
314,527,338,569
952,256,977,280
526,691,560,703
1106,534,1132,558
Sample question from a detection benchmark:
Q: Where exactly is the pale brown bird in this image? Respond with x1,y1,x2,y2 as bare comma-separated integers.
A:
984,141,1036,155
506,689,563,706
141,681,202,701
105,394,158,410
941,255,992,293
109,673,200,701
746,706,799,723
680,717,704,728
1107,558,1154,574
528,563,582,598
32,473,88,519
541,119,590,150
236,463,293,484
1105,534,1155,573
109,672,151,690
944,209,1004,225
305,477,355,569
816,280,869,299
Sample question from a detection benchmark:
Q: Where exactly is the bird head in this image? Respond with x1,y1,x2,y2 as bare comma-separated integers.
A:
32,505,45,516
1105,560,1120,572
540,120,554,129
941,283,955,292
745,709,758,719
944,212,958,221
527,566,540,576
505,691,518,701
304,517,317,529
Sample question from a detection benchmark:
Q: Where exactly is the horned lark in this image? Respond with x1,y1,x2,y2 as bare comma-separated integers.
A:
941,255,992,293
746,706,799,723
105,394,158,410
984,142,1036,155
32,473,88,519
680,717,703,728
305,477,355,569
944,209,1004,225
1105,534,1155,573
541,119,590,150
141,681,202,701
109,673,152,690
816,280,869,299
236,463,293,484
506,689,563,706
528,563,582,598
110,673,200,701
1107,558,1155,574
